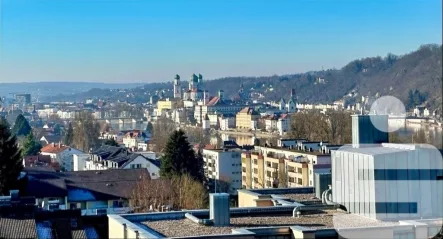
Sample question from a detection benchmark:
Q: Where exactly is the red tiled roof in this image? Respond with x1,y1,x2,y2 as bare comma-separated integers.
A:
204,144,216,150
280,114,289,120
124,130,143,138
41,143,69,154
206,97,221,106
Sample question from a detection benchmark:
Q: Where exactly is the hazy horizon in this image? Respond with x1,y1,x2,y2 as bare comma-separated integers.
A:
0,0,441,83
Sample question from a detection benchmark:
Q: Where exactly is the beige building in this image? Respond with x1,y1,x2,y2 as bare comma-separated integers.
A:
242,146,331,189
236,107,259,130
156,98,179,116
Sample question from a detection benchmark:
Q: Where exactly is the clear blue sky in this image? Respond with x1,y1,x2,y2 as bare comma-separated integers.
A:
0,0,441,83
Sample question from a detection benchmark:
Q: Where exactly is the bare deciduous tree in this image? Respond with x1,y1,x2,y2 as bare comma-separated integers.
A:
151,117,176,152
72,111,100,152
130,174,207,212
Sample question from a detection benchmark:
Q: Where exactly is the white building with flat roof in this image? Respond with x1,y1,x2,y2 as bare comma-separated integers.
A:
202,148,243,194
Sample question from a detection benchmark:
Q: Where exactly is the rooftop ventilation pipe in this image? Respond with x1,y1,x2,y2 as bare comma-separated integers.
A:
293,185,341,217
185,213,213,226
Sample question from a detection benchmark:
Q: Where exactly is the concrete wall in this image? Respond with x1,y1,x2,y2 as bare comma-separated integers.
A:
108,215,159,239
238,190,260,207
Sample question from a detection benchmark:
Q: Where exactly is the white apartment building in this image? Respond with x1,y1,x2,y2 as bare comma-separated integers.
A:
265,116,278,132
277,114,290,135
202,148,243,194
219,116,235,130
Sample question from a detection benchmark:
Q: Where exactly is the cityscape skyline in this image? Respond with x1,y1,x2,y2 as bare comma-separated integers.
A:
0,0,441,83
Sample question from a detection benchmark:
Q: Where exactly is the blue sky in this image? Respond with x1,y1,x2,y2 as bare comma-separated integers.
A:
0,0,441,83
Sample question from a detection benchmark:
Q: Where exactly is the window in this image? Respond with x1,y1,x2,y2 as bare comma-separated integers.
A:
130,164,142,169
112,200,123,208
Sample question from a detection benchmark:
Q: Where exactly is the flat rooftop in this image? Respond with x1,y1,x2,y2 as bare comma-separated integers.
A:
142,210,399,238
277,193,321,204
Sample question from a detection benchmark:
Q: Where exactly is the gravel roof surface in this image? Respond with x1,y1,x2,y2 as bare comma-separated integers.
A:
143,211,401,238
278,193,320,202
143,210,342,237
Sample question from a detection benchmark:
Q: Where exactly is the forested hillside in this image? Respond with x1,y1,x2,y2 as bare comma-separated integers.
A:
46,44,442,111
201,44,442,110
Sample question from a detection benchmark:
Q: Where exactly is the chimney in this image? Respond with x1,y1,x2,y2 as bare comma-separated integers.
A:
52,142,55,147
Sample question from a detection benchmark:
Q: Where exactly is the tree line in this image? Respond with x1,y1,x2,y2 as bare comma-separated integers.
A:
131,129,209,211
289,111,352,145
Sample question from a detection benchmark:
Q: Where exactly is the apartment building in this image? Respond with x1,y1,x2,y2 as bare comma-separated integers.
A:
202,148,243,194
156,98,178,116
236,107,260,130
242,144,331,189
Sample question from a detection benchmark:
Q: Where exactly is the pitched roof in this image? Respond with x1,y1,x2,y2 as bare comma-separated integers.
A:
206,97,222,106
239,107,258,115
123,130,146,139
23,168,148,200
41,143,70,154
40,135,63,145
279,114,289,120
0,218,37,239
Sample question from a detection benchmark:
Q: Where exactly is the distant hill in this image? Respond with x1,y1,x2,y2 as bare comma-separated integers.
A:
0,82,144,102
200,44,442,111
43,44,442,111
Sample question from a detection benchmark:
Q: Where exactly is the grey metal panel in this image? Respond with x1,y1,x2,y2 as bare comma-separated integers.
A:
358,154,365,216
315,173,331,199
343,152,349,211
419,149,432,218
407,150,419,219
353,153,359,215
348,153,355,213
368,155,376,219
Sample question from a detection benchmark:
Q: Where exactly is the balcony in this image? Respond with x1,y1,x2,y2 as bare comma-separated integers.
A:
81,207,132,216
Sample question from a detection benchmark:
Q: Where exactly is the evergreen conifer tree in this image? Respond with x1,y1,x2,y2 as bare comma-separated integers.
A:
21,132,42,157
104,138,119,147
146,122,153,133
12,114,32,136
160,130,204,181
0,117,23,195
64,122,74,146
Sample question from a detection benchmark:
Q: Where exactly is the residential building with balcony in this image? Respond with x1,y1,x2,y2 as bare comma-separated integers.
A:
241,145,331,189
202,148,243,194
241,151,265,189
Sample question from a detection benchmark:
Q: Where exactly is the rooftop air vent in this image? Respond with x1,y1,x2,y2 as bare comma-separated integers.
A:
106,183,113,187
